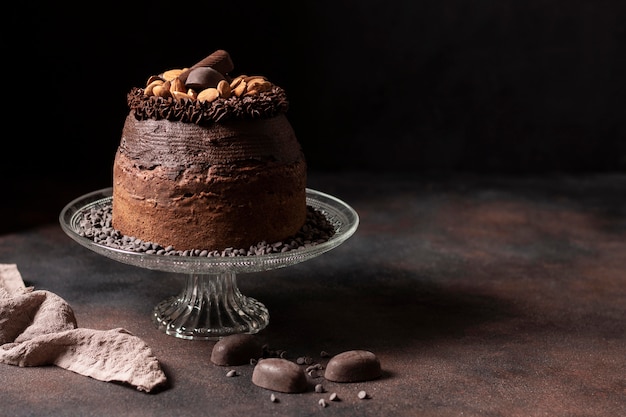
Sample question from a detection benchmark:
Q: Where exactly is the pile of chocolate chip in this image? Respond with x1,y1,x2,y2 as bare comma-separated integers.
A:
76,203,336,257
212,334,382,407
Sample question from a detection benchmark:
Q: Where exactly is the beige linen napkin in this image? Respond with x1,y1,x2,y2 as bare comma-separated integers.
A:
0,263,167,393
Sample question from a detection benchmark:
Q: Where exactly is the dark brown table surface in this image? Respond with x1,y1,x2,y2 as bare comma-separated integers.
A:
1,172,625,417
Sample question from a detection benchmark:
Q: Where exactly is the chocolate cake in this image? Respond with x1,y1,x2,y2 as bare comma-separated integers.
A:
112,50,307,251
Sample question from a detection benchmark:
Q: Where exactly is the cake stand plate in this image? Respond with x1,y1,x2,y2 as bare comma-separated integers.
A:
59,188,359,340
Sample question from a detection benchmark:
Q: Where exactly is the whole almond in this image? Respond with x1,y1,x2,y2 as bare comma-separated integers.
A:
229,75,246,89
146,75,162,86
244,75,267,82
172,91,195,101
217,79,231,98
246,79,272,94
232,81,247,97
153,80,172,98
170,77,186,93
152,85,167,97
144,79,164,96
197,88,220,103
161,69,185,81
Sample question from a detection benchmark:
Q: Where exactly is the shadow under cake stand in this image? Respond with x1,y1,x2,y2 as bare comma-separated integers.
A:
60,188,359,340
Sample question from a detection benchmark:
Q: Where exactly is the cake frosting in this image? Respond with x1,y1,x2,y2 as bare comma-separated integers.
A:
112,50,307,251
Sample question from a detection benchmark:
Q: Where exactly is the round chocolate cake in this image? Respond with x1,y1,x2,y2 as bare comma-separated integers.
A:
112,50,307,251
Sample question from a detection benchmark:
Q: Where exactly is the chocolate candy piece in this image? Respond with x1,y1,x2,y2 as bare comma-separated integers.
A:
184,67,225,91
190,49,234,75
324,350,381,382
210,334,263,366
252,358,308,393
179,50,234,84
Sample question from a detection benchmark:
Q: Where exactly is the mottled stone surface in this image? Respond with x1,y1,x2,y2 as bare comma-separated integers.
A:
1,172,625,416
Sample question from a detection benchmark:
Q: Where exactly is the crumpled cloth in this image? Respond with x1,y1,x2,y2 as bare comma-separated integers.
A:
0,263,167,393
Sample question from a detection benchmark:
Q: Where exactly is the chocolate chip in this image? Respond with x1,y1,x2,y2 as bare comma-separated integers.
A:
210,334,264,366
76,203,334,257
324,350,382,383
252,358,308,393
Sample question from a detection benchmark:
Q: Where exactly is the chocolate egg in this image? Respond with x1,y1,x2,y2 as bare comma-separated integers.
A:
185,66,225,91
252,358,308,393
324,350,381,382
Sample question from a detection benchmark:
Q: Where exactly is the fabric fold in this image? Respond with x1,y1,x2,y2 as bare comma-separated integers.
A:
0,263,167,393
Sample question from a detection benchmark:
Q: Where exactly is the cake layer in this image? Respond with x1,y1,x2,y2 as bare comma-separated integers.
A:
112,114,307,250
118,113,303,172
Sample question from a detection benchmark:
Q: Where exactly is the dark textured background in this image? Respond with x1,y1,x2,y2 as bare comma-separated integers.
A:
2,0,625,231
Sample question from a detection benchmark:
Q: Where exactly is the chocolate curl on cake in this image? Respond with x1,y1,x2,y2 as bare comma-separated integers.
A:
178,50,234,83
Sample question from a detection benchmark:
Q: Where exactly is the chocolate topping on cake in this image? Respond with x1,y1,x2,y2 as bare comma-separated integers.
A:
128,86,289,125
131,50,289,125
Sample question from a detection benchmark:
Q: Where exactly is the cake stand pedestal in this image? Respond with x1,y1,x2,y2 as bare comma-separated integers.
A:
60,188,359,340
152,272,270,338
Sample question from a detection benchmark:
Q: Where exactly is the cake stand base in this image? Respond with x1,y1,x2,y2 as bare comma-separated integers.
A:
152,272,269,340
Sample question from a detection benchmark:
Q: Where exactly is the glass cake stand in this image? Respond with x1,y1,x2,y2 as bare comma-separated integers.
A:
59,187,359,340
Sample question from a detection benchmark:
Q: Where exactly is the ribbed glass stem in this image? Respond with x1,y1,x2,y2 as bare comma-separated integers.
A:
152,272,269,340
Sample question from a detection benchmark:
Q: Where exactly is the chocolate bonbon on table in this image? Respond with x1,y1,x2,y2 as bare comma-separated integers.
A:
210,334,264,366
324,350,382,383
251,358,308,393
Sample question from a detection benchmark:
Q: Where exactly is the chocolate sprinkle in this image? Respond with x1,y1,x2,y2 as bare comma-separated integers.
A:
76,203,336,257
